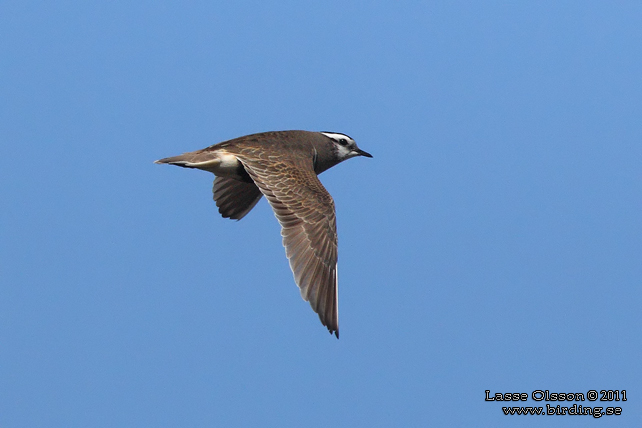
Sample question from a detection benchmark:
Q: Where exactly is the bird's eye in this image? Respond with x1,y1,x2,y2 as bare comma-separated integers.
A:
338,138,348,146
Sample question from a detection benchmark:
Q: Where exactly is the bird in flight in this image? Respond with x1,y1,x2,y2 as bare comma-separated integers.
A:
156,130,372,338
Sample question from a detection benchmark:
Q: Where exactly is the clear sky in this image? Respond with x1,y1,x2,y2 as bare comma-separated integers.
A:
1,1,640,427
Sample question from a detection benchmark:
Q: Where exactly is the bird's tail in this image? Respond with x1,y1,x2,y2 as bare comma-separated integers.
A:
154,150,223,170
155,154,199,168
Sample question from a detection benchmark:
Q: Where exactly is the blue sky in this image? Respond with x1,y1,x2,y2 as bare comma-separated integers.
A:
1,1,641,427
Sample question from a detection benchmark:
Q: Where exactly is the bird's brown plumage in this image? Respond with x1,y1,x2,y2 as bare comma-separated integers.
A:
233,148,339,336
212,177,262,220
156,130,372,338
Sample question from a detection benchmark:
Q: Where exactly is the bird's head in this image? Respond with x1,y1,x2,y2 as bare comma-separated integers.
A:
321,132,373,161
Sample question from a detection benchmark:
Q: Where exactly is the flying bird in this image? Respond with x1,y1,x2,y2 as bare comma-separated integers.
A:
155,130,372,338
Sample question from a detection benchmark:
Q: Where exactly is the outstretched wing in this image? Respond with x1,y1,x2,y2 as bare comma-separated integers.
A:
212,177,263,220
238,155,339,337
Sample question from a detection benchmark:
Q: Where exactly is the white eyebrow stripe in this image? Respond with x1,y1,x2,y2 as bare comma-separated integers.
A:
320,132,354,142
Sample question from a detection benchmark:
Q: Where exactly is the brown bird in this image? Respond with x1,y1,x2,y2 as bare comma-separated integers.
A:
155,130,372,338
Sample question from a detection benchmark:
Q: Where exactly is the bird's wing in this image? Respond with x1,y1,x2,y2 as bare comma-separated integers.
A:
212,177,263,220
237,155,339,337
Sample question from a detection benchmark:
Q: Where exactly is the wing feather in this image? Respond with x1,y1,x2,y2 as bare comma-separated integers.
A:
236,154,339,337
212,177,263,220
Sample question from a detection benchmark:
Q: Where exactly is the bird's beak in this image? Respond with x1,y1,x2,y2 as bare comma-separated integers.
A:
354,148,373,158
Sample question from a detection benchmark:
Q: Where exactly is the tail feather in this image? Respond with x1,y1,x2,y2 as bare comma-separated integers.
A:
154,158,190,167
154,151,222,170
